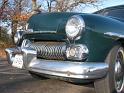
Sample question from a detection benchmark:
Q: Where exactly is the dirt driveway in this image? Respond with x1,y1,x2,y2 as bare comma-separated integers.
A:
0,58,95,93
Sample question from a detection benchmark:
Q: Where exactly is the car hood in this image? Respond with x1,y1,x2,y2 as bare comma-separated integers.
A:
25,12,81,40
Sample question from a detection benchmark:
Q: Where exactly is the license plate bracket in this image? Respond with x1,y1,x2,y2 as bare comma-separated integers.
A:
12,54,23,69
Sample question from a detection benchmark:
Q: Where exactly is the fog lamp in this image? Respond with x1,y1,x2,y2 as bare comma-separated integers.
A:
66,44,89,61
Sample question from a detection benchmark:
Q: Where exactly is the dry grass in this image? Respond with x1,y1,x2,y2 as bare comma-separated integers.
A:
0,28,14,58
0,44,14,58
0,48,6,58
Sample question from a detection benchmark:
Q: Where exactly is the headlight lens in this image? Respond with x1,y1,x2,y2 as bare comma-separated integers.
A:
66,44,89,61
14,31,24,44
65,15,85,40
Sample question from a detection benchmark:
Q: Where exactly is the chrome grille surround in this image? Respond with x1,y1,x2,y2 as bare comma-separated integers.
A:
28,42,66,60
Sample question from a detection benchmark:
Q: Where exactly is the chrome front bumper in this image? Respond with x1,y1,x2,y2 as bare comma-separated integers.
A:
5,47,108,80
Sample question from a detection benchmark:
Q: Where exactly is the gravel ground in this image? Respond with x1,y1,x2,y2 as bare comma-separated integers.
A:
0,58,95,93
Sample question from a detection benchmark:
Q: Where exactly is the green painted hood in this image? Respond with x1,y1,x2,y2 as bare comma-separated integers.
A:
27,12,81,34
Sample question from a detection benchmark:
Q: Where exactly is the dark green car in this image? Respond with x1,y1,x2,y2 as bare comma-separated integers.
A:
5,5,124,93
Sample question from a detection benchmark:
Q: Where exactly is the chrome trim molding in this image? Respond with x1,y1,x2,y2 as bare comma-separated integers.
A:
26,30,57,34
5,47,108,80
104,32,124,38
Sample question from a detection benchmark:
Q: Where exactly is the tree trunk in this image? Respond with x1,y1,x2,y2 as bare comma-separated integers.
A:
32,0,37,11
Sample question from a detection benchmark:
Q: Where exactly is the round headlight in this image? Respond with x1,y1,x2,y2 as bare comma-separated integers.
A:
14,31,24,45
65,15,85,40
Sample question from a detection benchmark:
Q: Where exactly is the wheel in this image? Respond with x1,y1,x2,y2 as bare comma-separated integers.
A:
29,71,47,80
94,45,124,93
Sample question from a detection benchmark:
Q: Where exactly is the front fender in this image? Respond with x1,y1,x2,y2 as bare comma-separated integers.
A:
81,14,124,39
77,14,124,62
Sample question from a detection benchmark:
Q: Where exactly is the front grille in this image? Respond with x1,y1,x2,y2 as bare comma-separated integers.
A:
29,42,66,60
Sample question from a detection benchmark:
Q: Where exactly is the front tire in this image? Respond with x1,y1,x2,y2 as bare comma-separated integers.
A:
94,45,124,93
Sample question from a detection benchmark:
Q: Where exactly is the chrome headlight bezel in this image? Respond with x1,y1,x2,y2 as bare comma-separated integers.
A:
65,15,85,40
66,44,89,61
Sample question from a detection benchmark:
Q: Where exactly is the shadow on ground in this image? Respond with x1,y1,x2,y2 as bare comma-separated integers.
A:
0,59,95,93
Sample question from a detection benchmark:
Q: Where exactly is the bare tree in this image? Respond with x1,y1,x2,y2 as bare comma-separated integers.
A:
0,0,8,19
9,0,32,39
56,0,97,12
0,0,37,43
0,0,100,38
41,0,98,12
0,0,8,37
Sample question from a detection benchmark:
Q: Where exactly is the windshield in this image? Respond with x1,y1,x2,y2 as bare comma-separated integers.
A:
94,5,124,20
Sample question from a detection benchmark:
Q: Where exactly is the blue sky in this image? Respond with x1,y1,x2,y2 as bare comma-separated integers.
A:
83,0,124,13
37,0,124,13
0,0,124,13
